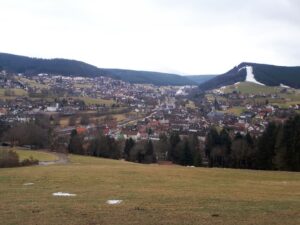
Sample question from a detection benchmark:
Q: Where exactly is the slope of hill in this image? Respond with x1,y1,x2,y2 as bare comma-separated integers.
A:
1,152,299,225
0,53,195,86
0,53,102,77
186,75,216,84
199,62,300,91
102,69,196,86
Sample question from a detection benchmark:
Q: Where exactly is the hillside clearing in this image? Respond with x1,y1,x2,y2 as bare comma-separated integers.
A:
17,149,59,162
0,88,28,99
75,97,115,106
0,147,59,162
0,154,299,225
223,82,283,95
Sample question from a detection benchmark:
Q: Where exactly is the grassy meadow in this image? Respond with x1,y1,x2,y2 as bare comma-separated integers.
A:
75,97,115,106
15,149,59,161
0,153,299,225
17,77,49,89
0,88,28,99
223,82,283,95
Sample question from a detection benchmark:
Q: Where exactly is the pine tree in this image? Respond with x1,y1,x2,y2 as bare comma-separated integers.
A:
188,134,202,166
144,139,156,163
68,130,84,155
124,138,135,160
219,128,231,167
157,133,169,160
181,139,193,166
275,115,300,171
205,128,220,167
169,132,181,162
256,122,278,170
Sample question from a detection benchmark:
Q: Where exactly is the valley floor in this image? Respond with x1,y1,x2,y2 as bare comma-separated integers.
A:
0,154,300,225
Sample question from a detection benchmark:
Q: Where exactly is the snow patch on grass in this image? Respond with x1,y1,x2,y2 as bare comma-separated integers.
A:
52,192,76,197
106,200,123,205
280,84,291,88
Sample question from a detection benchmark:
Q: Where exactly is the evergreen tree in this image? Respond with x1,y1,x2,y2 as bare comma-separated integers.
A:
68,130,84,155
188,134,202,166
205,128,220,167
245,133,256,169
181,138,193,166
144,139,156,163
124,138,135,160
275,115,300,171
256,122,278,170
231,137,249,168
169,132,181,161
156,133,169,160
219,128,231,166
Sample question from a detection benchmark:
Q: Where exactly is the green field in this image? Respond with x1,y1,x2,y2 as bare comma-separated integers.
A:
223,82,283,95
0,154,299,225
186,100,197,109
224,107,245,116
0,88,28,97
0,147,59,161
17,77,49,89
74,97,115,106
16,149,58,161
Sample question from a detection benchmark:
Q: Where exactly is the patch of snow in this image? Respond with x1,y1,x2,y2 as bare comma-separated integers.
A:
213,86,227,94
280,83,291,88
52,192,77,197
106,200,123,205
238,67,244,72
240,66,265,86
39,161,55,166
175,87,187,96
23,183,34,186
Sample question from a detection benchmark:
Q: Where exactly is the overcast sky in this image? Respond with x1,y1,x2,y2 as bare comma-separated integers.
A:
0,0,299,74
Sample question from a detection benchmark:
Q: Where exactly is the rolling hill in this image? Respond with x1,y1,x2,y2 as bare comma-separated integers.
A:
0,53,196,86
102,69,196,86
199,62,300,91
1,150,299,225
186,75,216,84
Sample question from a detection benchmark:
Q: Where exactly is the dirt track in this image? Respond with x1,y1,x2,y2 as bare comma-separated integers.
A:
38,152,69,166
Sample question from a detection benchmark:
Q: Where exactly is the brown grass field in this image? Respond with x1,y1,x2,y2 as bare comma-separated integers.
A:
0,153,299,225
15,149,59,162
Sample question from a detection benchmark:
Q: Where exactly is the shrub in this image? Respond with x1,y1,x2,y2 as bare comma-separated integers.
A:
20,156,39,167
0,149,20,168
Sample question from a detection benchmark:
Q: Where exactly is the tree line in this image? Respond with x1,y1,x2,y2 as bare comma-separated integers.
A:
1,115,52,148
68,130,203,166
1,113,299,171
205,115,300,171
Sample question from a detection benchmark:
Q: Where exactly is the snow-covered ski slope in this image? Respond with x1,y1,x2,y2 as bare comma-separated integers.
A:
239,66,265,86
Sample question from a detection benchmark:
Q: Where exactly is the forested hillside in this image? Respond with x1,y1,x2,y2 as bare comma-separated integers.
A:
199,62,300,91
0,53,195,86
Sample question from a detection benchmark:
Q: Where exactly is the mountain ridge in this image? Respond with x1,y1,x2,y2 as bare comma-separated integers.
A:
198,62,300,90
0,53,199,86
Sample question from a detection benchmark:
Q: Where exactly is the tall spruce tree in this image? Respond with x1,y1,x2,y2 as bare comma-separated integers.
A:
181,138,193,166
188,134,202,166
205,128,219,159
169,132,181,162
275,115,300,171
124,138,135,161
256,122,278,170
219,128,231,167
